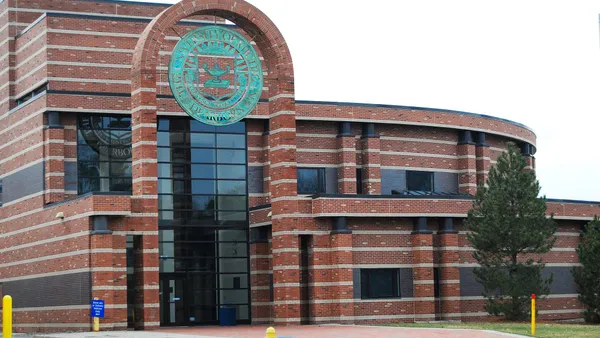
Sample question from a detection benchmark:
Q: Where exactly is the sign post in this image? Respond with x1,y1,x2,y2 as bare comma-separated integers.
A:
91,299,105,332
531,294,536,336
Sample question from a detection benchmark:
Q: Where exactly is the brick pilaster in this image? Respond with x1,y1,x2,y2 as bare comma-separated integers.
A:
337,122,357,194
90,231,126,330
44,113,65,203
271,234,301,324
360,123,381,195
250,227,273,323
525,156,535,171
130,74,160,330
521,143,536,172
412,217,435,321
132,234,160,330
262,124,271,202
437,218,461,320
268,91,301,324
458,131,477,195
328,217,354,322
1,0,14,115
475,132,491,188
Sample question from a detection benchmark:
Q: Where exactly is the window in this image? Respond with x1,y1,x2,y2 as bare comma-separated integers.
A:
297,168,326,194
406,171,434,192
360,269,401,299
77,115,132,194
16,83,48,106
157,118,248,226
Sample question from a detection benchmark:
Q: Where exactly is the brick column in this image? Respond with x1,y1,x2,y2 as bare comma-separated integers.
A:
437,218,461,320
522,143,536,171
337,122,357,194
268,89,301,325
262,120,271,202
474,132,491,188
457,131,477,195
250,227,273,323
0,0,10,116
130,78,160,330
44,112,65,204
90,216,127,330
328,217,354,322
360,123,381,195
412,217,435,321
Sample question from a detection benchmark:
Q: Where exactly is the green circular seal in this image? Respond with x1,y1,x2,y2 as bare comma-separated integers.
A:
169,26,263,126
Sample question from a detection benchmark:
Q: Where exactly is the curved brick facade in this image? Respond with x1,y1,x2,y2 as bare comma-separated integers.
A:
0,0,598,333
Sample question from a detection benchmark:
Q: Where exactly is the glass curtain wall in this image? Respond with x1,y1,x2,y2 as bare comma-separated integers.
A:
157,118,250,326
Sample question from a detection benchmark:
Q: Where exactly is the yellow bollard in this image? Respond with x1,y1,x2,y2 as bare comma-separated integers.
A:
531,293,536,336
3,295,12,338
265,326,276,338
93,317,100,332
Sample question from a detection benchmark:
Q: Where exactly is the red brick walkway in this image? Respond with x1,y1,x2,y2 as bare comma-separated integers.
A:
160,325,524,338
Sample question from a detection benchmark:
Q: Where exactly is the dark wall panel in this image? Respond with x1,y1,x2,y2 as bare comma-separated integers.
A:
353,268,361,299
325,168,338,194
434,172,458,193
2,161,44,203
248,166,263,194
460,267,577,297
64,161,78,192
3,272,91,308
399,268,414,298
381,169,406,195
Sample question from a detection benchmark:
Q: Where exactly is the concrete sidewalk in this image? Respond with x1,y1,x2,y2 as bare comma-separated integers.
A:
31,325,529,338
33,333,222,338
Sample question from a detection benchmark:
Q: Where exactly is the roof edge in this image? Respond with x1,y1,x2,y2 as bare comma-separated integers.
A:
74,0,171,6
547,198,600,205
296,100,536,136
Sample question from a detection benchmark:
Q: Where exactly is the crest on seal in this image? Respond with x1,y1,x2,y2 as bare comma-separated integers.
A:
169,26,263,126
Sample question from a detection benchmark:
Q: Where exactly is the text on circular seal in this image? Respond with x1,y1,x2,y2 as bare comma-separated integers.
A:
169,26,263,126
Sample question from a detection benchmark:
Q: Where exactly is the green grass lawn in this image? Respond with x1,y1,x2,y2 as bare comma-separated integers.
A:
392,322,600,337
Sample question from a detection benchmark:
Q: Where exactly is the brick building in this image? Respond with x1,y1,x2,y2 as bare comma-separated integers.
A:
0,0,598,333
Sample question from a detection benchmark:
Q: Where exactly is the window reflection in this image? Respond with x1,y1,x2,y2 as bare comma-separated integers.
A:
157,119,249,324
406,171,434,193
77,115,132,194
297,168,326,194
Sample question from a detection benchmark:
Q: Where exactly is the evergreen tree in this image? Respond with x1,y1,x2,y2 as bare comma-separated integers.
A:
466,142,556,320
572,216,600,323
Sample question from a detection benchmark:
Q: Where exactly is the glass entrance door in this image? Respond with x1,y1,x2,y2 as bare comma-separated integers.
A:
160,276,187,326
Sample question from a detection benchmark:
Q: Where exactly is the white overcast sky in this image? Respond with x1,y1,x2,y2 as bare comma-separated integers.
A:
132,0,600,201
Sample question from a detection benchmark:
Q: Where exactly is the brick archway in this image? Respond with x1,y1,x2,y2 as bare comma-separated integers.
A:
130,0,299,329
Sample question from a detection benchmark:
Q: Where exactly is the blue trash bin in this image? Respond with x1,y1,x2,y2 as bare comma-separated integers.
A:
219,306,236,326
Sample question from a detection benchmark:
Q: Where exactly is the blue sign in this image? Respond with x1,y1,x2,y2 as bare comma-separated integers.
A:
91,299,105,318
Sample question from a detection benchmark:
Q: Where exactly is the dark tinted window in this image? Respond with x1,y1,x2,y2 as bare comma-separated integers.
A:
77,115,132,194
157,118,247,227
361,269,400,299
157,119,249,323
297,168,325,194
407,171,433,192
356,168,363,194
